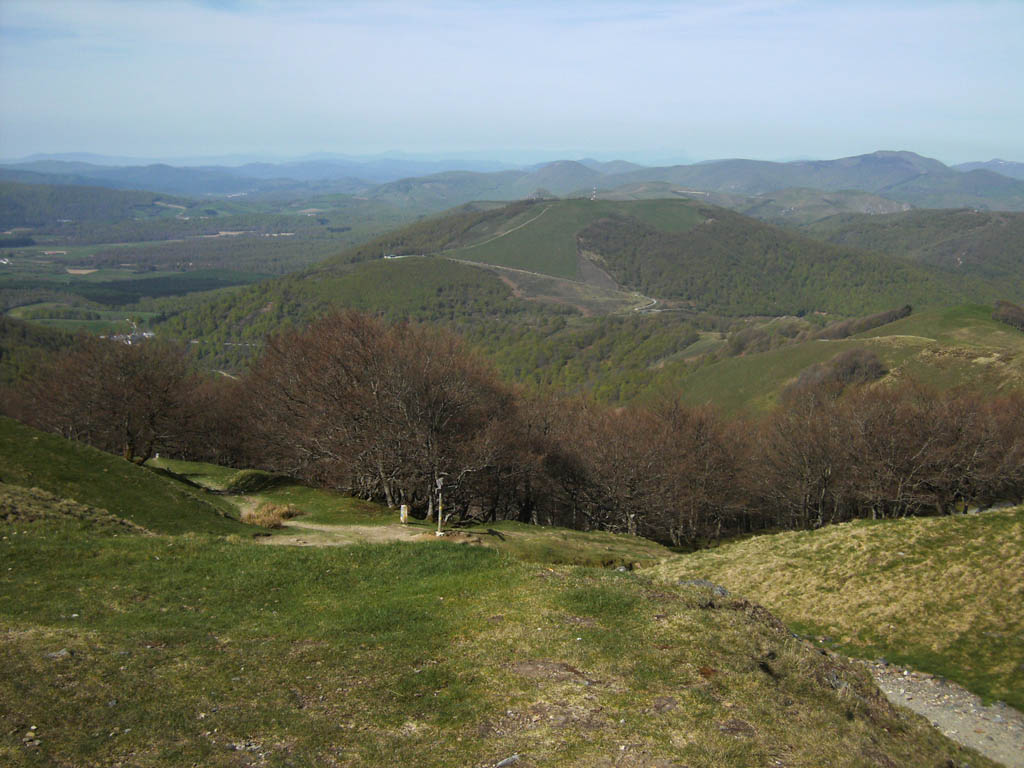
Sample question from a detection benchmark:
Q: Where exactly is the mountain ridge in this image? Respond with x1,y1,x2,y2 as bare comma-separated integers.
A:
6,150,1024,211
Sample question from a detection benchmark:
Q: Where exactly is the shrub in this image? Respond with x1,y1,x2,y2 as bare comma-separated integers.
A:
815,305,912,340
786,348,887,399
993,299,1024,332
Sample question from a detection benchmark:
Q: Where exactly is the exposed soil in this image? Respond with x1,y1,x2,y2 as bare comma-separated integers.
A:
577,249,619,291
257,520,426,547
865,660,1024,767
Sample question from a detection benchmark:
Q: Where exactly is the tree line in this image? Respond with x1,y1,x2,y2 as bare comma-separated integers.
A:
6,310,1023,546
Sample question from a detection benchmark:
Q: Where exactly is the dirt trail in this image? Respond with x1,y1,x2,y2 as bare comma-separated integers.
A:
441,204,552,253
257,520,422,547
865,661,1024,767
258,519,488,548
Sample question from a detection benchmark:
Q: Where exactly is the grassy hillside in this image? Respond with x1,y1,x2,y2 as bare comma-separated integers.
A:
155,197,1004,359
655,506,1024,711
337,197,1003,317
118,195,1024,393
0,512,995,766
641,304,1024,413
0,417,244,535
446,198,706,279
151,457,676,568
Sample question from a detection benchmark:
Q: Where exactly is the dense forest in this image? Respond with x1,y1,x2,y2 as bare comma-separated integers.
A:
578,209,964,315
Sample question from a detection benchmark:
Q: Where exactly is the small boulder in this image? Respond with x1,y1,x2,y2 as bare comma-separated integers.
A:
677,578,730,597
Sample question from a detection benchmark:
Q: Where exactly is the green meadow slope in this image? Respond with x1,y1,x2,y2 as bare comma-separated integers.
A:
0,488,995,766
656,506,1024,711
651,304,1024,413
0,417,244,535
444,198,706,279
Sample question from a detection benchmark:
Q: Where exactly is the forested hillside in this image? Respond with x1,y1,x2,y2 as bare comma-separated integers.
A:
140,196,1021,377
577,207,964,315
802,208,1024,296
0,181,198,229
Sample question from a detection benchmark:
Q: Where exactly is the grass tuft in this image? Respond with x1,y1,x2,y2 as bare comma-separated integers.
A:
240,501,303,529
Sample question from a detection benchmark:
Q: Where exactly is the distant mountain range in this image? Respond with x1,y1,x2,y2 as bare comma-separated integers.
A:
2,150,1024,212
953,159,1024,180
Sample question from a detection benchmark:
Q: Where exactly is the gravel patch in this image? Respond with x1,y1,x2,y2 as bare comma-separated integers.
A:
865,660,1024,767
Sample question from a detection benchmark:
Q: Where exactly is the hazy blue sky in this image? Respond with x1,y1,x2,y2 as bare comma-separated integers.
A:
1,0,1021,164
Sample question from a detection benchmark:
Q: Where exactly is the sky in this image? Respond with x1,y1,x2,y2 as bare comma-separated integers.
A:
0,0,1021,165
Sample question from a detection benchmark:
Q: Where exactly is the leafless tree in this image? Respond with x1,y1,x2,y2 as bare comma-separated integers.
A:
25,335,194,463
246,311,513,523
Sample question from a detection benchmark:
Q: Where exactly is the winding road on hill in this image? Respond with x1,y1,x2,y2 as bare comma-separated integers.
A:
433,203,662,313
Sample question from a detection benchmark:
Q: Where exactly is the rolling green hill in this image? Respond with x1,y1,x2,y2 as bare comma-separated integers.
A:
0,417,244,534
0,181,201,229
655,505,1024,710
146,196,1024,383
155,255,570,369
643,305,1024,413
575,205,968,316
445,198,705,279
328,197,992,317
353,198,1010,318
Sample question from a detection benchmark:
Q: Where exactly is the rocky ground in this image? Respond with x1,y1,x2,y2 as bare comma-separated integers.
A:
864,661,1024,768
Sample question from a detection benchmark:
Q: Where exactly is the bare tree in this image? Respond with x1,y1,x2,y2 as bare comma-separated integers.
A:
26,335,194,463
755,382,848,529
246,311,514,523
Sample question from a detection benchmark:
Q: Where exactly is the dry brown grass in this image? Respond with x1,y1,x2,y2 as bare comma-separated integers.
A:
0,484,151,534
240,501,303,529
655,506,1024,708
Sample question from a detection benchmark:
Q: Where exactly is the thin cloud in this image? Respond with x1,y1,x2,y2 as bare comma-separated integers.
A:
0,0,1021,162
